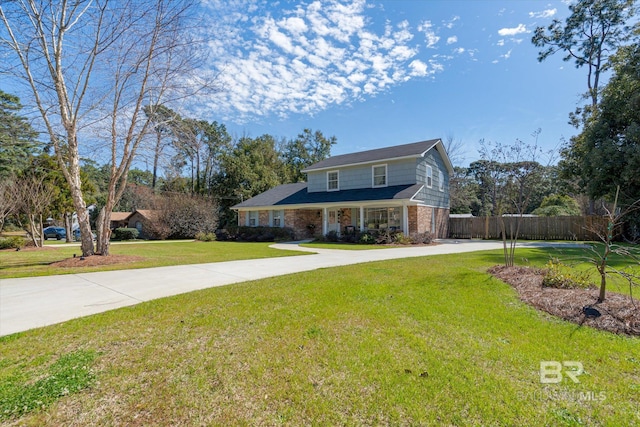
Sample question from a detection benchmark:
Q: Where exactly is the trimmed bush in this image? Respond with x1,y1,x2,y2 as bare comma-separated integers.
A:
112,227,139,241
215,228,237,241
195,232,217,242
0,236,26,250
236,226,295,242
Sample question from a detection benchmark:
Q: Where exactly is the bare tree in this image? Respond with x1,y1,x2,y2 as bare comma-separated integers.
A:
0,0,210,256
13,174,55,247
0,178,16,232
444,132,466,167
581,186,640,303
479,129,553,266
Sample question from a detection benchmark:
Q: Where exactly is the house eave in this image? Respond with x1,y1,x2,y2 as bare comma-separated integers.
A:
233,198,423,211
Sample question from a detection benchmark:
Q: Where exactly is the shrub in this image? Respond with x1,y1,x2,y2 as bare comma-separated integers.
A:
358,232,375,244
195,232,216,242
215,228,237,241
0,236,26,250
325,230,339,242
410,232,434,245
160,194,218,239
393,233,413,245
543,259,593,289
112,227,139,241
236,226,295,242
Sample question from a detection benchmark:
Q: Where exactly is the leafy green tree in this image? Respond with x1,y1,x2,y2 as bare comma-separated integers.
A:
0,90,40,178
282,129,336,182
449,167,479,214
214,135,287,227
532,194,582,216
569,44,640,206
532,0,637,109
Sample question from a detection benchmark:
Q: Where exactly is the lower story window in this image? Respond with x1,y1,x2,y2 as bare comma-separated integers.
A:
356,207,402,230
272,210,283,227
248,211,258,226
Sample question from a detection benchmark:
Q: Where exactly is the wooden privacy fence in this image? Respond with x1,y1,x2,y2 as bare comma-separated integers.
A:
448,216,607,241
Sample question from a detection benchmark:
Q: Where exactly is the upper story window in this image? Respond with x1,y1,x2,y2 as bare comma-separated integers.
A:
372,164,387,187
438,170,444,192
327,170,339,191
426,165,433,188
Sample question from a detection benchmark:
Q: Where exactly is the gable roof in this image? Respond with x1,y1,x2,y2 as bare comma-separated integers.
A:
233,183,423,209
302,138,452,173
110,212,131,221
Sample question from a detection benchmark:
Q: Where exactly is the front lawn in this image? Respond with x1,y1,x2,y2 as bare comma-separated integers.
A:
0,241,308,279
1,248,638,425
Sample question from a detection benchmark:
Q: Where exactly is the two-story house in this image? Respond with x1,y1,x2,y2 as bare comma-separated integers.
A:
232,138,453,239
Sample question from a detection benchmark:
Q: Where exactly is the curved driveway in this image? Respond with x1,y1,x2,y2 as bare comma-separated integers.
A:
1,240,555,336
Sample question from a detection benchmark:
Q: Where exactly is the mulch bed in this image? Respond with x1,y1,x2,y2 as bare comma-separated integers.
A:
50,254,145,268
489,265,640,336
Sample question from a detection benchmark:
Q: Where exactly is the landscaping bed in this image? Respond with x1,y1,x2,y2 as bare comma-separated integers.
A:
489,265,640,336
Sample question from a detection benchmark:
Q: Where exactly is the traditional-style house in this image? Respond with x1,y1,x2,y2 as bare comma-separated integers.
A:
233,139,453,239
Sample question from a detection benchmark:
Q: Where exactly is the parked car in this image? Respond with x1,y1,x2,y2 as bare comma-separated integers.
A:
43,226,66,240
73,228,97,241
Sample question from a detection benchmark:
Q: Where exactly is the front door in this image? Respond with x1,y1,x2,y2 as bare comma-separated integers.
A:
327,209,340,235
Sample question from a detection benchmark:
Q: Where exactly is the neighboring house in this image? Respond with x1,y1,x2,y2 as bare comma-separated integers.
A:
110,211,131,230
110,209,161,239
233,139,453,239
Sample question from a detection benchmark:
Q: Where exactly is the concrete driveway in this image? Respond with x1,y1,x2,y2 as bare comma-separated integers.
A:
0,240,526,336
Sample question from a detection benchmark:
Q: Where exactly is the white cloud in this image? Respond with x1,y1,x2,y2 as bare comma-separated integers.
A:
497,39,505,46
529,8,557,19
409,59,428,76
446,36,458,45
418,20,440,48
454,47,465,55
197,0,443,121
498,24,527,36
443,16,460,29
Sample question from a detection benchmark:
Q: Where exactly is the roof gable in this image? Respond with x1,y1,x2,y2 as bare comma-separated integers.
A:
302,139,445,173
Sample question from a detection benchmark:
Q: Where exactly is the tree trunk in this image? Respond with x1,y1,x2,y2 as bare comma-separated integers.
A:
598,271,607,303
64,212,72,243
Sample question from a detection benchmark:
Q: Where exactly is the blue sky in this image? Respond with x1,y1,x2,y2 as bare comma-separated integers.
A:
197,0,588,166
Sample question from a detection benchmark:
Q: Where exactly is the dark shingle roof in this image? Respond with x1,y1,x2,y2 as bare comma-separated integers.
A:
233,183,423,209
302,139,441,172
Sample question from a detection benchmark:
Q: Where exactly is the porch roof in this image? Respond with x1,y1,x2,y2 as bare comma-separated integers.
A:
233,183,423,209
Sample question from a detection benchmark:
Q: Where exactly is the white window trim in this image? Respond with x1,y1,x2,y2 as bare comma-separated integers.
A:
327,170,339,192
248,211,258,227
372,164,388,188
426,165,433,188
272,209,283,227
438,170,445,192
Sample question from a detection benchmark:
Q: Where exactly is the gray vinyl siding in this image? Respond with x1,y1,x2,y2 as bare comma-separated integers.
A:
305,149,449,208
415,150,449,208
307,158,417,192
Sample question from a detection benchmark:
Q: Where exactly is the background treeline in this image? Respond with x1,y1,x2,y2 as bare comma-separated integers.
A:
0,95,337,242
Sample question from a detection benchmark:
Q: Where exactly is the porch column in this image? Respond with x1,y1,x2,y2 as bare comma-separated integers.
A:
359,206,364,232
322,207,328,235
402,204,409,235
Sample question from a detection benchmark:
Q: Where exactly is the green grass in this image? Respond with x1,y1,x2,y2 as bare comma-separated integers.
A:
0,350,96,421
0,247,638,425
0,241,308,279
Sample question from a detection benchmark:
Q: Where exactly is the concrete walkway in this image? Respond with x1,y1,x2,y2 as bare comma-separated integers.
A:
0,240,560,336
